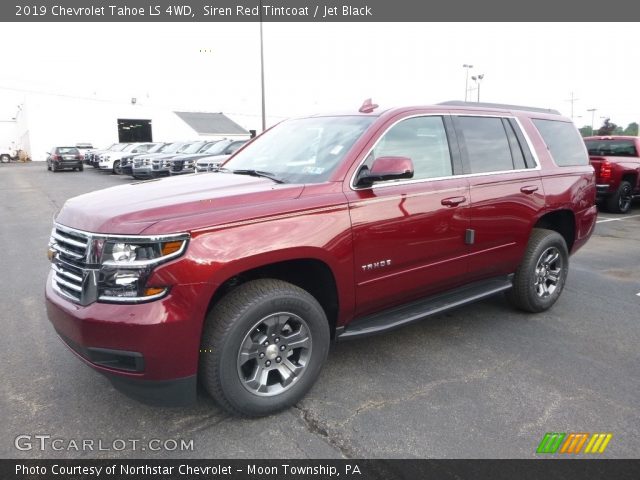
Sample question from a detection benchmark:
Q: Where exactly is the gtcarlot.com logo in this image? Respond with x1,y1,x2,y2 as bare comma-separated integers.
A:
536,432,613,454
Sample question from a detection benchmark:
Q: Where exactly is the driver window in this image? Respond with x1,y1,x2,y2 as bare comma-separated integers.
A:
365,116,453,181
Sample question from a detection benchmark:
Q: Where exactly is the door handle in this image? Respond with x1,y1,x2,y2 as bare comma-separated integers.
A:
441,196,467,207
520,185,539,194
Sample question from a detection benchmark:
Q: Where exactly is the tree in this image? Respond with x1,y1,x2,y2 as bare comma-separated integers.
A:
597,118,618,136
579,125,593,137
623,122,639,136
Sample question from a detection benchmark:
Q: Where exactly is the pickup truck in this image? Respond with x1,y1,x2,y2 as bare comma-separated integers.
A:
583,136,640,213
45,101,596,416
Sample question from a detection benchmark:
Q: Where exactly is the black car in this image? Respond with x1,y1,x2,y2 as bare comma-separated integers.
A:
46,147,83,172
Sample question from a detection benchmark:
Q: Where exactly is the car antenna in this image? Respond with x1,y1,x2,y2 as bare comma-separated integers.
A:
359,98,379,114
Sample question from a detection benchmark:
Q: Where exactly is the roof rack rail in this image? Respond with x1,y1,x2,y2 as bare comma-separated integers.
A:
438,101,561,115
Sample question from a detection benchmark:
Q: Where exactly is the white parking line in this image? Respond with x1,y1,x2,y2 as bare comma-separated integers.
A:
596,214,640,224
637,292,640,297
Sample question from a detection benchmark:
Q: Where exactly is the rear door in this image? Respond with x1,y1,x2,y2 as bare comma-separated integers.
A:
345,114,471,317
452,115,544,279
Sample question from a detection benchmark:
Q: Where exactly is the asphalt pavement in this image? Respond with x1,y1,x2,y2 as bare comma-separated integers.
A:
1,162,638,459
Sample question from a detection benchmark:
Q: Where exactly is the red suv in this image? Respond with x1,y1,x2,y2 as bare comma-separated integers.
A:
45,101,596,416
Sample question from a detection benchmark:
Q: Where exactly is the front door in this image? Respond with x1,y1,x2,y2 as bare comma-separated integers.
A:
345,115,471,317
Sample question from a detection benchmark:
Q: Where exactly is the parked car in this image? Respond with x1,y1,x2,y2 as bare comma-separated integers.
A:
583,135,640,213
194,140,249,172
45,101,596,416
131,141,200,179
98,143,158,174
166,141,222,175
120,143,169,176
75,143,94,162
46,146,83,172
88,143,129,167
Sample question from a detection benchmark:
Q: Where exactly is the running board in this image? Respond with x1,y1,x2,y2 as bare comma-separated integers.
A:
337,275,513,341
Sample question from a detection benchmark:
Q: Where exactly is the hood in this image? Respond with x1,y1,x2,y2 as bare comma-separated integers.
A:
55,172,304,234
197,154,231,164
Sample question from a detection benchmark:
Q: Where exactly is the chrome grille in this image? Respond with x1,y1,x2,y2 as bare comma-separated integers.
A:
49,224,91,304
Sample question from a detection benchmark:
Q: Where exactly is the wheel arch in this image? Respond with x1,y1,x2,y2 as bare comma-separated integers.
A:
204,254,343,339
532,209,576,253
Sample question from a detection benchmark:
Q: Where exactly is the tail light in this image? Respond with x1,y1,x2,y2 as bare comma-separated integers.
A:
600,161,612,182
52,154,60,161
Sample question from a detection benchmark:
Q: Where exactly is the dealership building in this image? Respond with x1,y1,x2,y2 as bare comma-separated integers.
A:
3,93,250,161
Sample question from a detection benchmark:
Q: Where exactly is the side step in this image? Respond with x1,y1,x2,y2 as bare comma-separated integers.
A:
337,275,513,341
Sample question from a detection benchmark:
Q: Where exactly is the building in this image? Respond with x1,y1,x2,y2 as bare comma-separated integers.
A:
7,93,249,161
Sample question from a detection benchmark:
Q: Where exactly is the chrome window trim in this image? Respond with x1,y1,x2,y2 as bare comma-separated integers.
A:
350,113,541,191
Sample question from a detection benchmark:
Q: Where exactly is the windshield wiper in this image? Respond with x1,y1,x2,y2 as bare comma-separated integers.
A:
230,169,285,184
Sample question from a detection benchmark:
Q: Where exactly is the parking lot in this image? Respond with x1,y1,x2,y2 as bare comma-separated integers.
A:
1,162,638,459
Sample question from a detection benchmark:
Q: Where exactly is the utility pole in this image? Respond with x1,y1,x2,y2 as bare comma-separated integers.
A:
587,108,598,134
566,92,579,120
463,64,473,102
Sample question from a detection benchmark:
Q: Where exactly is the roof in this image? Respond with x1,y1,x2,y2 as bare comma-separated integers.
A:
174,111,248,135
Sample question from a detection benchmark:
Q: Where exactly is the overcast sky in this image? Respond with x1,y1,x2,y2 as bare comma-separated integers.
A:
1,22,638,130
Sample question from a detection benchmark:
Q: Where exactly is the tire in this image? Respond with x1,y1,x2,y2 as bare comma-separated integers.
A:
606,180,633,214
113,160,121,175
47,161,51,171
200,279,330,417
78,165,84,172
52,163,59,172
0,154,9,163
507,228,569,313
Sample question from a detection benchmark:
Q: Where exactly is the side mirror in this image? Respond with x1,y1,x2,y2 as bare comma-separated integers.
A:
355,156,414,187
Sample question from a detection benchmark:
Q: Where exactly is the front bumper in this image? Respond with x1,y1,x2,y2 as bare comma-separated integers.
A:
45,272,208,406
132,165,169,178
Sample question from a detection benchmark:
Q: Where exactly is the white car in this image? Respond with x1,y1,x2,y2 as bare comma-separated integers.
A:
98,143,157,173
195,140,248,172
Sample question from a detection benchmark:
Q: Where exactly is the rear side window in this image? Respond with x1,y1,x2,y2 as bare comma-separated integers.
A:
457,116,514,173
532,119,589,166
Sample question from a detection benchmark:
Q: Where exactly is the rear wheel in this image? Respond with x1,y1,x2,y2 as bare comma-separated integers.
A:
0,154,9,163
606,180,633,214
200,279,330,417
507,228,569,313
78,165,84,172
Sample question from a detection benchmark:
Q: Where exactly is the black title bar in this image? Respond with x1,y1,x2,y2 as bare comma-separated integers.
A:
3,459,640,480
5,0,640,21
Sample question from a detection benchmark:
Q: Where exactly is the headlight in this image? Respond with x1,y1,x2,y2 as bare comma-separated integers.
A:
97,236,188,303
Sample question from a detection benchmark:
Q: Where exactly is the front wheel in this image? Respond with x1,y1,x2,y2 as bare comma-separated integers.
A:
113,160,121,175
606,180,633,214
507,228,569,313
200,279,330,417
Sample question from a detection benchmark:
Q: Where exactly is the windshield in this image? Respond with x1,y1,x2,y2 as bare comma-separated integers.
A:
585,139,638,157
160,143,185,153
224,116,374,183
181,142,206,154
203,140,232,155
147,143,165,153
198,141,219,153
112,143,130,152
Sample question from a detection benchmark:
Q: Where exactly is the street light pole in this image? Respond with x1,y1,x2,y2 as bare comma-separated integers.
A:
463,64,473,102
471,74,484,102
587,108,597,135
259,0,266,132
